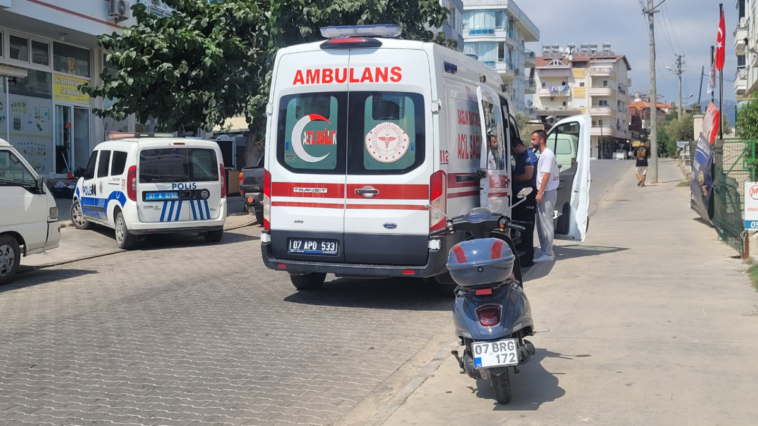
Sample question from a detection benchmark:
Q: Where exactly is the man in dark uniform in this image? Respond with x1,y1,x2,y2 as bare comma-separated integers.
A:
511,139,538,267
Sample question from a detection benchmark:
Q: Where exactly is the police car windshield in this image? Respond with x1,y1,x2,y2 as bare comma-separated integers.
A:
139,148,218,183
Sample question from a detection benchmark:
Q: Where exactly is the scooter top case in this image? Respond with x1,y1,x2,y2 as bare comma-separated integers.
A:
446,238,515,288
452,284,533,340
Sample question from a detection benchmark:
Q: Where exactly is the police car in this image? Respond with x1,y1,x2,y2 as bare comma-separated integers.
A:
71,133,227,249
259,25,592,291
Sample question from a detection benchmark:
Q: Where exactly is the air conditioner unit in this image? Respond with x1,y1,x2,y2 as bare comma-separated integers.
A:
109,0,130,21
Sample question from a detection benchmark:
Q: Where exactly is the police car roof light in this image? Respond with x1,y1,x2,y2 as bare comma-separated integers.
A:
320,25,401,39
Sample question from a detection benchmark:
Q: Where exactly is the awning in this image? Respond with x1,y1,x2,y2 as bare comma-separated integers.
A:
0,64,28,79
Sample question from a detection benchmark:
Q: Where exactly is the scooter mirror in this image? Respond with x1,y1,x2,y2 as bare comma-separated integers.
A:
516,187,533,199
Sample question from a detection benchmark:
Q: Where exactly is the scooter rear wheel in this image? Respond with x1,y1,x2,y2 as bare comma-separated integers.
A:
490,370,512,405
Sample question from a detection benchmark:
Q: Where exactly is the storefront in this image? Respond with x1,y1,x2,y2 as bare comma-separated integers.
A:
0,28,97,178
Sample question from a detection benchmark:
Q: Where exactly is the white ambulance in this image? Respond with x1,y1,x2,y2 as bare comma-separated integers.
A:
71,134,227,249
260,25,591,290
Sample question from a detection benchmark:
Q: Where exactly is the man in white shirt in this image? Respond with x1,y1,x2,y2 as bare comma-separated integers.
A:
530,130,560,263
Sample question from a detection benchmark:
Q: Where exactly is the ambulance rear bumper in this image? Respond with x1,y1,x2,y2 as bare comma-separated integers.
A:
261,237,448,278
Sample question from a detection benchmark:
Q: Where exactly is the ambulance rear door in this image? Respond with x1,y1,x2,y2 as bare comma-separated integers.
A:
342,48,434,266
268,50,349,262
476,85,510,216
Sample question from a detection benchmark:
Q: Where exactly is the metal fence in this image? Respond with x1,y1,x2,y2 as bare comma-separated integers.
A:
712,139,757,255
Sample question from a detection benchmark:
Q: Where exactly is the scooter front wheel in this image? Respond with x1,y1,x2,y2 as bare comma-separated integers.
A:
490,370,512,404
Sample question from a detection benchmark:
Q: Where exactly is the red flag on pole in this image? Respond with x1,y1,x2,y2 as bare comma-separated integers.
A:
716,8,725,70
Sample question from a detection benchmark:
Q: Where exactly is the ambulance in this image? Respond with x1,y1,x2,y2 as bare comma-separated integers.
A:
71,134,227,249
260,25,591,290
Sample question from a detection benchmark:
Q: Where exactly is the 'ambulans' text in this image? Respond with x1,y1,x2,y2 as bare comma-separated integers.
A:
293,67,402,85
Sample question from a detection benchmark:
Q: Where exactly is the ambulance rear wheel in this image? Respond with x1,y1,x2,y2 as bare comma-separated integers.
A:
290,273,326,291
254,209,263,225
115,212,136,250
71,200,93,230
204,229,224,242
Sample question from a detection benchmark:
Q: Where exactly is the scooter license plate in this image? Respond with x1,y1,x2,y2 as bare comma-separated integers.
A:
473,338,519,368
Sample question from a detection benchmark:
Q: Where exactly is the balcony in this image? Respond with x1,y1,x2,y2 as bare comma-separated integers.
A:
589,106,612,116
535,107,581,117
735,18,748,54
538,87,570,97
589,67,614,77
495,61,516,79
589,87,614,96
525,78,536,94
590,125,614,137
524,50,536,67
735,68,748,96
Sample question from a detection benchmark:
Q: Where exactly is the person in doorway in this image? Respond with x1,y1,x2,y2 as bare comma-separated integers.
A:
634,143,651,187
511,139,538,267
530,130,560,263
486,133,503,170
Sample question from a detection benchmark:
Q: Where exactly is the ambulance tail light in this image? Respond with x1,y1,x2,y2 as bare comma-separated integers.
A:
263,169,271,230
429,170,447,233
220,164,226,198
127,166,137,201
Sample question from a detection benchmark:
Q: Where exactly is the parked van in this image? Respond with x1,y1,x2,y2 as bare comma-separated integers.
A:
0,139,60,285
260,25,591,290
71,134,227,249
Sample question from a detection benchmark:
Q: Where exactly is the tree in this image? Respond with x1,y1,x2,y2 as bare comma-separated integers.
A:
514,111,531,142
83,0,453,136
722,112,731,134
737,97,758,140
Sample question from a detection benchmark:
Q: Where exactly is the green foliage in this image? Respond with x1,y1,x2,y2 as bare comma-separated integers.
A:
736,98,758,140
514,111,531,142
657,114,694,156
657,126,671,156
84,0,454,133
722,111,730,132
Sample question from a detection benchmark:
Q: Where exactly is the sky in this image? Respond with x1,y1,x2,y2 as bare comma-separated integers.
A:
516,0,736,105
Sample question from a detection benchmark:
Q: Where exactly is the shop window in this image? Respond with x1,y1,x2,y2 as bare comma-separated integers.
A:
53,42,90,78
8,70,54,173
10,35,29,62
32,41,50,66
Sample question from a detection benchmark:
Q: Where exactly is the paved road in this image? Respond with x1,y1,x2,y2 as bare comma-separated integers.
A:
0,161,630,426
588,159,634,217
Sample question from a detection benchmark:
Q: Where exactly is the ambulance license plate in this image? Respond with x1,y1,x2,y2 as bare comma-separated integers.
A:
473,338,519,368
145,191,180,201
288,239,339,255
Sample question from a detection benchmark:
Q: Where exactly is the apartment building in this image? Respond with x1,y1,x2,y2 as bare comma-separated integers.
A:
439,0,464,49
461,0,539,112
0,0,165,177
532,44,632,159
734,0,753,104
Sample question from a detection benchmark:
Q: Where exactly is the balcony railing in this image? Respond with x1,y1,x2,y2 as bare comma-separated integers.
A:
589,106,612,115
589,87,614,96
589,67,614,76
538,87,570,97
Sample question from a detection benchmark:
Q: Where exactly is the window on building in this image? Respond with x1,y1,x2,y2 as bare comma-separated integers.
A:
0,32,3,58
542,81,546,88
53,42,90,78
561,81,566,86
463,42,497,66
739,0,746,19
579,82,585,87
10,35,29,62
738,54,746,68
9,70,54,173
448,6,456,30
562,101,567,107
495,11,505,29
31,41,50,66
507,19,515,39
464,10,496,31
498,43,505,62
573,61,587,68
603,80,608,87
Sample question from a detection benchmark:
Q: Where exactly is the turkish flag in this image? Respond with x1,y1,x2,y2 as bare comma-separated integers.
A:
716,8,725,70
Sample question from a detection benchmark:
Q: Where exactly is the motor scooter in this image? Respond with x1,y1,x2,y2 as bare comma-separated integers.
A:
443,188,538,405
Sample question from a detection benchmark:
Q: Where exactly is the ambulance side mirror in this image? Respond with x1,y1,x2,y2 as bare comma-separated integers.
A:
516,187,532,199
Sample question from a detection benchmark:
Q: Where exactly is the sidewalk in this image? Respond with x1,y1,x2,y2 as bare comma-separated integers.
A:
379,159,758,425
22,196,256,268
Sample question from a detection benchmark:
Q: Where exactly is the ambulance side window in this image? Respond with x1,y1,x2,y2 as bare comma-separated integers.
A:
276,92,347,174
480,99,505,171
97,150,111,178
347,91,425,175
84,151,98,180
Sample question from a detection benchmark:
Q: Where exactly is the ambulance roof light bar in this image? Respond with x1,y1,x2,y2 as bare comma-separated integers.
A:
320,25,401,39
108,132,176,140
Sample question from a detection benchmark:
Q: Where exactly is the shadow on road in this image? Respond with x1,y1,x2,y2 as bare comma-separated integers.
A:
692,217,714,228
470,348,568,410
284,277,452,311
554,245,627,261
1,268,98,293
82,227,259,252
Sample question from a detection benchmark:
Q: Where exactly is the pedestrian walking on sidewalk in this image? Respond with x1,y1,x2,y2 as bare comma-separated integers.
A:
531,130,560,263
511,139,538,267
635,143,651,187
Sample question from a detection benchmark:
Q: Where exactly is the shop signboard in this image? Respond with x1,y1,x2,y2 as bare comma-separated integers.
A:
745,182,758,229
53,74,90,105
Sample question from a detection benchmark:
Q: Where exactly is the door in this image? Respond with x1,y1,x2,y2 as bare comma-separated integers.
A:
342,49,433,266
54,105,73,175
546,115,591,241
93,149,111,221
78,150,100,220
73,107,90,175
476,85,510,216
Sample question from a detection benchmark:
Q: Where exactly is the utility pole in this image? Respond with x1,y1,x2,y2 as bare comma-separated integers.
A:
644,0,659,184
697,65,704,112
675,55,684,118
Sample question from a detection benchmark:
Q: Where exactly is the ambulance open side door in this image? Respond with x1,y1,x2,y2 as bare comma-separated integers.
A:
476,85,510,216
546,114,591,241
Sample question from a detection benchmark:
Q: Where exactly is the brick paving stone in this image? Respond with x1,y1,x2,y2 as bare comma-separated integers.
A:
0,226,452,425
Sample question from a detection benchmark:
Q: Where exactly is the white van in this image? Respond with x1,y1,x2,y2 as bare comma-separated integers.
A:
0,139,60,285
260,25,591,290
71,134,227,249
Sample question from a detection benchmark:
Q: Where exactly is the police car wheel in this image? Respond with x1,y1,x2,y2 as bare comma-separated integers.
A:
115,212,136,250
71,200,94,230
204,229,224,243
290,273,326,291
0,235,21,286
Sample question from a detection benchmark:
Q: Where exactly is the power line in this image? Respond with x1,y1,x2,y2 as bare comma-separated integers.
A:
662,3,684,53
655,13,677,56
